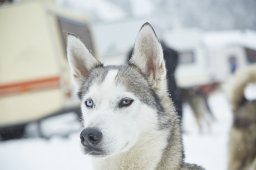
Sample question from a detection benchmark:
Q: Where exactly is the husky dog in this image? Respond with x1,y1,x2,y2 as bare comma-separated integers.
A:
67,23,203,170
228,65,256,170
182,85,217,133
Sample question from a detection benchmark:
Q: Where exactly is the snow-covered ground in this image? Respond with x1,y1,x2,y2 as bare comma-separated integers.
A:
0,91,232,170
183,91,232,170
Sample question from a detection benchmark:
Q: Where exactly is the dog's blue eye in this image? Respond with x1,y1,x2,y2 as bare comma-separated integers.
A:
119,98,134,108
85,99,94,108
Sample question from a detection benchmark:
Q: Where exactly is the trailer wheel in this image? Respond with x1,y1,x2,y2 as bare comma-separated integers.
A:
0,124,26,141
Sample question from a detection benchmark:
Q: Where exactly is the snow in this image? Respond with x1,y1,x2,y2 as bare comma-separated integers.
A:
203,30,256,49
0,135,92,170
130,0,154,17
57,0,126,21
0,92,232,170
183,91,232,170
56,0,256,30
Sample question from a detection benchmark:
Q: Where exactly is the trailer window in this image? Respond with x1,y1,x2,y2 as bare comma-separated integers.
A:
57,16,95,57
179,50,195,65
245,47,256,64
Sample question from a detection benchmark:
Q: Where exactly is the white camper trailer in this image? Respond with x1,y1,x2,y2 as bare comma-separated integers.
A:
164,29,256,87
207,46,253,82
204,30,256,82
0,2,146,139
0,2,68,127
0,2,83,139
163,29,212,88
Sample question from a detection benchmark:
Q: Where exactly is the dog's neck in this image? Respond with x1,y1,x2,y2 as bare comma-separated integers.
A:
91,130,170,170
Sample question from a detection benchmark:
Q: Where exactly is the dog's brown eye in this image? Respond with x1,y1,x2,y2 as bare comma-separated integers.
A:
119,98,134,108
85,99,94,108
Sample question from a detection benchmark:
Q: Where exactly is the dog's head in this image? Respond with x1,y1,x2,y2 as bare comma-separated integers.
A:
67,23,168,157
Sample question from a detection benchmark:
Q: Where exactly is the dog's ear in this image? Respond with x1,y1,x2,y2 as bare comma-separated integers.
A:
129,23,167,92
67,35,102,91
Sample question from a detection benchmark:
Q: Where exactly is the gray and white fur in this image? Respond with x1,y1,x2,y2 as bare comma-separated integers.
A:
67,22,204,170
227,64,256,170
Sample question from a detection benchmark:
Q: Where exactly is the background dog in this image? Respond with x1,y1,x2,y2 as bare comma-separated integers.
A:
228,64,256,170
181,83,218,133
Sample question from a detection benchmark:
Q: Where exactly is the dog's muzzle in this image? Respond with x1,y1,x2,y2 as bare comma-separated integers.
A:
80,128,104,155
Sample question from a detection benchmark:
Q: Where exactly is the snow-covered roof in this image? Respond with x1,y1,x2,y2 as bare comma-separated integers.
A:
203,30,256,50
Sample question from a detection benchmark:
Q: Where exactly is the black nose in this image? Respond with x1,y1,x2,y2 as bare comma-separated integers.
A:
80,128,103,146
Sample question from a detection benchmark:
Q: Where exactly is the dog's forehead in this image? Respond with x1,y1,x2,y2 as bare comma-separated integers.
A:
81,65,147,95
79,65,159,108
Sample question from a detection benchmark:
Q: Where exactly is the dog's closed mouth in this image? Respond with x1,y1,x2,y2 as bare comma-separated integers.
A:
83,145,106,156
